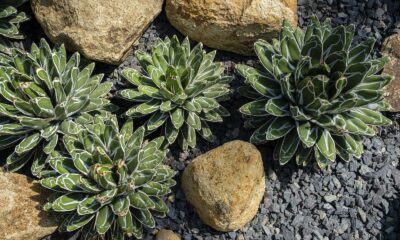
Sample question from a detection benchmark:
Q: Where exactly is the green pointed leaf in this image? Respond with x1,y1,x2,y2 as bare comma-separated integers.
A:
239,99,269,116
347,108,392,126
266,117,294,140
117,89,149,102
56,173,83,191
265,97,289,116
151,197,169,213
52,193,86,212
249,118,272,145
112,196,130,216
95,206,114,235
164,119,179,144
295,145,312,166
314,147,329,169
49,155,76,174
146,111,168,131
72,150,93,175
277,129,300,165
133,209,155,228
297,122,318,148
141,182,169,196
186,111,201,130
316,130,336,162
117,211,135,234
170,108,184,129
64,213,94,232
78,196,102,215
15,132,41,154
126,100,160,117
6,150,33,172
129,191,155,209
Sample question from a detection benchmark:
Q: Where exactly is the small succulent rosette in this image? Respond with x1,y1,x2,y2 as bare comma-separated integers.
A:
237,16,393,169
40,114,176,239
0,39,113,176
117,36,232,150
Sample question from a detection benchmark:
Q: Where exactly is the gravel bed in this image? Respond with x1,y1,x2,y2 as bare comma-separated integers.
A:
14,0,400,239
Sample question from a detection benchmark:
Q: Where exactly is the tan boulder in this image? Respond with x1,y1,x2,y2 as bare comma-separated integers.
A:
166,0,297,56
31,0,164,65
156,229,181,240
0,172,57,240
382,33,400,112
181,140,265,232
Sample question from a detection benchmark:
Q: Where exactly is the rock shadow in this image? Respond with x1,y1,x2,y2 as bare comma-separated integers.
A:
380,187,400,239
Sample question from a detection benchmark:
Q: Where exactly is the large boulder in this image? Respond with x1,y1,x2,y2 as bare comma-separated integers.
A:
0,172,58,240
181,140,265,232
166,0,297,56
382,33,400,112
31,0,164,65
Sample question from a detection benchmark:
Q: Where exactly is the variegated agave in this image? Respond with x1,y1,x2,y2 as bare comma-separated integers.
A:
0,39,113,176
237,17,393,169
40,114,176,240
0,0,29,39
117,36,232,150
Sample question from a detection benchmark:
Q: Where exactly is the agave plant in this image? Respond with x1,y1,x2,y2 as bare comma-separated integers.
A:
40,114,176,239
236,17,393,169
0,39,113,176
117,36,232,150
0,0,29,39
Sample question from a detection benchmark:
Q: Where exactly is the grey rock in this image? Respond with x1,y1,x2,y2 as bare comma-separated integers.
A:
324,195,338,203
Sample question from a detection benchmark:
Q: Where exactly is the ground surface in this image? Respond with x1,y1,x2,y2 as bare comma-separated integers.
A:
13,0,400,239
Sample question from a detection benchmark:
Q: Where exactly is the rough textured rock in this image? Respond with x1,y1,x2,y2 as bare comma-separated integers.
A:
0,172,57,240
166,0,297,56
156,229,181,240
181,140,265,232
31,0,164,65
382,34,400,112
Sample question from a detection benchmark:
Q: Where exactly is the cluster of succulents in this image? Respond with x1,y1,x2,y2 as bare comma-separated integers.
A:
237,17,393,168
40,114,176,239
0,0,29,39
0,12,395,239
0,39,113,176
117,36,232,150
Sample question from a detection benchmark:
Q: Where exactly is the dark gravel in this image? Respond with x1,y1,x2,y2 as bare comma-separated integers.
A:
12,0,400,239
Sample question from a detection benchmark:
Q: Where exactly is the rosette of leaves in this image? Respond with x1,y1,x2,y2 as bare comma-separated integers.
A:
40,114,176,239
236,17,393,169
117,36,232,150
0,39,113,176
0,0,29,39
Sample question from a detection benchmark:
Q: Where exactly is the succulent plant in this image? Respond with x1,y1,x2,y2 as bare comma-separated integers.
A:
117,36,232,150
40,114,176,239
236,17,393,169
0,0,29,39
0,39,113,176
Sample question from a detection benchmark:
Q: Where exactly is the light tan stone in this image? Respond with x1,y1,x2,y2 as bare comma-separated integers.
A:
181,140,265,232
166,0,297,56
382,33,400,112
31,0,164,65
156,229,181,240
0,172,57,240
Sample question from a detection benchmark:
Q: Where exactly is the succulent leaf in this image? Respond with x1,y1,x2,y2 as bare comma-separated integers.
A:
0,0,29,39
